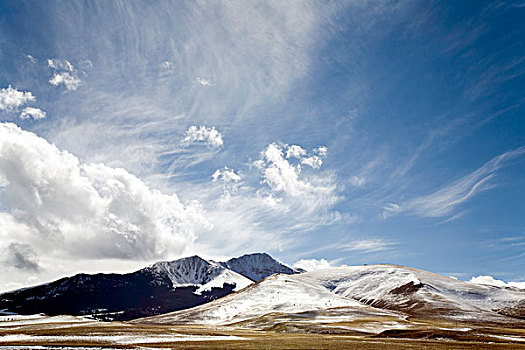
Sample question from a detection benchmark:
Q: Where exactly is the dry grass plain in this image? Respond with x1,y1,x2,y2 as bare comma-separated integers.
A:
1,315,525,349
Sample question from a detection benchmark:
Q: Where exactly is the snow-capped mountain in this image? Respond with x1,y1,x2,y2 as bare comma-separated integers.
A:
0,253,294,320
135,270,401,326
144,255,252,294
218,252,301,282
310,264,525,321
137,264,525,327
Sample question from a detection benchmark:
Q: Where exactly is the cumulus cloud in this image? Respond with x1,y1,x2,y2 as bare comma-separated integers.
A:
212,167,241,183
183,125,223,148
0,86,45,120
301,155,323,169
469,275,525,289
314,146,328,156
184,142,345,256
0,123,209,264
254,143,339,214
286,145,307,159
283,144,326,169
293,258,332,271
20,107,46,120
0,85,35,112
48,59,82,91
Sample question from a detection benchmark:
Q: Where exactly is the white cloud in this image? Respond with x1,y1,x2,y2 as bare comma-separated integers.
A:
405,146,525,218
314,146,328,156
469,275,525,289
293,258,332,271
301,155,323,169
49,73,82,91
180,142,344,257
380,202,401,219
20,107,46,120
212,167,241,183
48,59,82,91
254,143,339,214
0,123,209,267
0,86,35,112
284,144,325,169
47,59,74,71
196,77,212,87
183,125,223,148
286,145,307,159
340,239,397,253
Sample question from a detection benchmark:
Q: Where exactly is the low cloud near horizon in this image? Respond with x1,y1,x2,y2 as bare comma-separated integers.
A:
0,123,209,273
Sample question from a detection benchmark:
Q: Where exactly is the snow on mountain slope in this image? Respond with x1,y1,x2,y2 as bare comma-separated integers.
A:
218,253,300,282
310,265,525,320
136,264,525,326
144,255,252,294
135,271,401,325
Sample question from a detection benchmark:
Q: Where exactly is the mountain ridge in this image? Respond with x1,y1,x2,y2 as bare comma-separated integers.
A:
135,264,525,328
0,252,295,320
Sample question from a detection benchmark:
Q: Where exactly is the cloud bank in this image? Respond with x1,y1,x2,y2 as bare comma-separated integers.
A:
0,123,208,268
293,258,332,271
469,275,525,289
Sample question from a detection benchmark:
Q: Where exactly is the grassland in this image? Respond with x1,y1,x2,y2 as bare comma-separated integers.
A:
1,315,525,349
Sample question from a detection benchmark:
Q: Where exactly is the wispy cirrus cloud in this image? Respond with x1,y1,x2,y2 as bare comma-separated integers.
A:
181,142,347,257
402,146,525,218
339,239,398,253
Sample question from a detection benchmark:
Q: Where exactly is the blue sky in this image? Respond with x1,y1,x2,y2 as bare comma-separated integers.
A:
0,0,523,291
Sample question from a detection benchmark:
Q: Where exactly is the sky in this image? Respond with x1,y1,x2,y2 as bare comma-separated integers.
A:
0,0,523,292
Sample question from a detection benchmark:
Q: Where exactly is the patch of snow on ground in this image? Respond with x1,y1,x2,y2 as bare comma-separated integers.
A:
0,333,247,344
490,335,525,342
0,314,94,327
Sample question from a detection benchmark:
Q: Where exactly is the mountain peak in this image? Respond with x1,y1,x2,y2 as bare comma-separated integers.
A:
219,252,298,282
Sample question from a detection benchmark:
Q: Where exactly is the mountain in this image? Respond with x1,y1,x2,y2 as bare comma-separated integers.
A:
136,264,525,329
0,253,293,321
218,252,301,281
145,255,252,294
311,264,525,322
